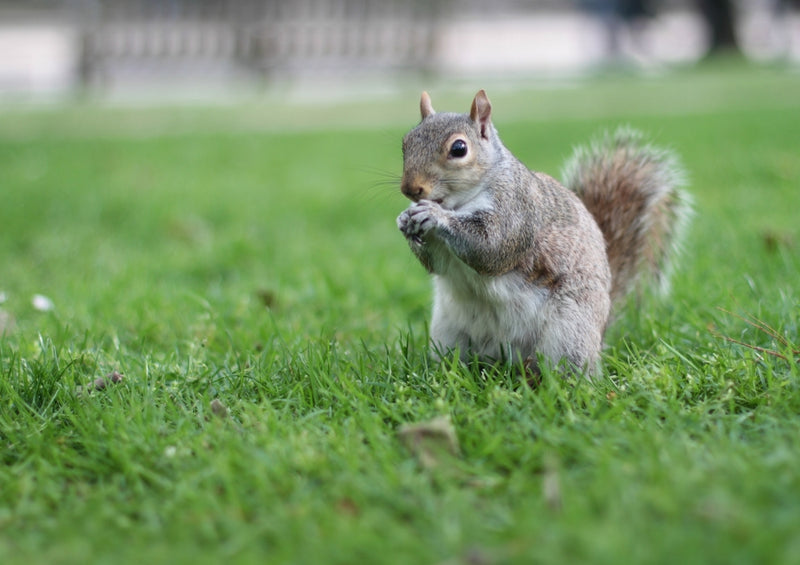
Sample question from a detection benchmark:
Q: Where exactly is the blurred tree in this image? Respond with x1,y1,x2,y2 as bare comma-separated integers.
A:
695,0,740,55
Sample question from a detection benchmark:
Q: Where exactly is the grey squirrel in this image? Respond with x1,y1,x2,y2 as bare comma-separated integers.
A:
397,90,691,376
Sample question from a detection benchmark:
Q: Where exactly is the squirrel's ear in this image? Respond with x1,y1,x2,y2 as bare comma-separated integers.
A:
470,90,492,139
420,91,435,119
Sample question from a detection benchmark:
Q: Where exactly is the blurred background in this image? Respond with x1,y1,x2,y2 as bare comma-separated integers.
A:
1,0,798,103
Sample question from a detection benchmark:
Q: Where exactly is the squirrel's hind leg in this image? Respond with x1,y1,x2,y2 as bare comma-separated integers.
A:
535,298,607,378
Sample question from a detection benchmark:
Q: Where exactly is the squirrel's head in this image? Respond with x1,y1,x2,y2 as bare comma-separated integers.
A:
401,90,499,209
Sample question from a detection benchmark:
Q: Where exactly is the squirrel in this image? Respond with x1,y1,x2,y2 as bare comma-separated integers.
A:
397,90,691,376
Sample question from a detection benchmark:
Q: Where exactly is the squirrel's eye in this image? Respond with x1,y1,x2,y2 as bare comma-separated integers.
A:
449,139,468,158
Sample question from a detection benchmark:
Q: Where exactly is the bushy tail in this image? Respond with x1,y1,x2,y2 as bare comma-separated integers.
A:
561,127,692,307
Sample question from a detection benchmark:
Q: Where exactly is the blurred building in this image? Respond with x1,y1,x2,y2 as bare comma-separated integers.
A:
0,0,798,100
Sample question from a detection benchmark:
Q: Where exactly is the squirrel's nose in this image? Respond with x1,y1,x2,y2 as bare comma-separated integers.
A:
401,182,426,201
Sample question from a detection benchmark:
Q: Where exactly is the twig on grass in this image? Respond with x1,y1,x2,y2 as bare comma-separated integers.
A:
714,307,799,364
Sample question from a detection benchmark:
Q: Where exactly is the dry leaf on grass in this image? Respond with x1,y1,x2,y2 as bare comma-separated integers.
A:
398,415,460,470
210,398,228,419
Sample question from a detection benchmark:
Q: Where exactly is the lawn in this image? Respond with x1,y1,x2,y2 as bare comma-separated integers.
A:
1,64,799,564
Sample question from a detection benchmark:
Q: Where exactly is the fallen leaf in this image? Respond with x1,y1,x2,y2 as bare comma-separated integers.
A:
256,289,277,309
398,415,460,470
210,398,228,418
761,229,795,253
335,497,360,517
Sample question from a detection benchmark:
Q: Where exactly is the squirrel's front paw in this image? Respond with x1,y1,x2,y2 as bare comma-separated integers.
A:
397,200,442,243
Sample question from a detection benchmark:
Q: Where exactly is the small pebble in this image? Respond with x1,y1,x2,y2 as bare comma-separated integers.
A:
107,371,124,384
32,294,55,312
87,371,124,391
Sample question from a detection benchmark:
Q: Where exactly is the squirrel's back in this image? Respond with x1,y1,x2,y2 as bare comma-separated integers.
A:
561,127,692,308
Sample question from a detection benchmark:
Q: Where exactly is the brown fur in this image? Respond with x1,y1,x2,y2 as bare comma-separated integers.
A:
562,127,691,307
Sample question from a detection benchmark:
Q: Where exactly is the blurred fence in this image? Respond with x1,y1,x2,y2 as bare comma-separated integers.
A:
0,0,798,97
76,0,451,85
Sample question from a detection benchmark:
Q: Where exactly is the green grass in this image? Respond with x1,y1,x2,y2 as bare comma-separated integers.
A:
1,64,799,564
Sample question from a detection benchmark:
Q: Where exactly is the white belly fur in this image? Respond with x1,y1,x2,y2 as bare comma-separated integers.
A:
429,264,550,362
